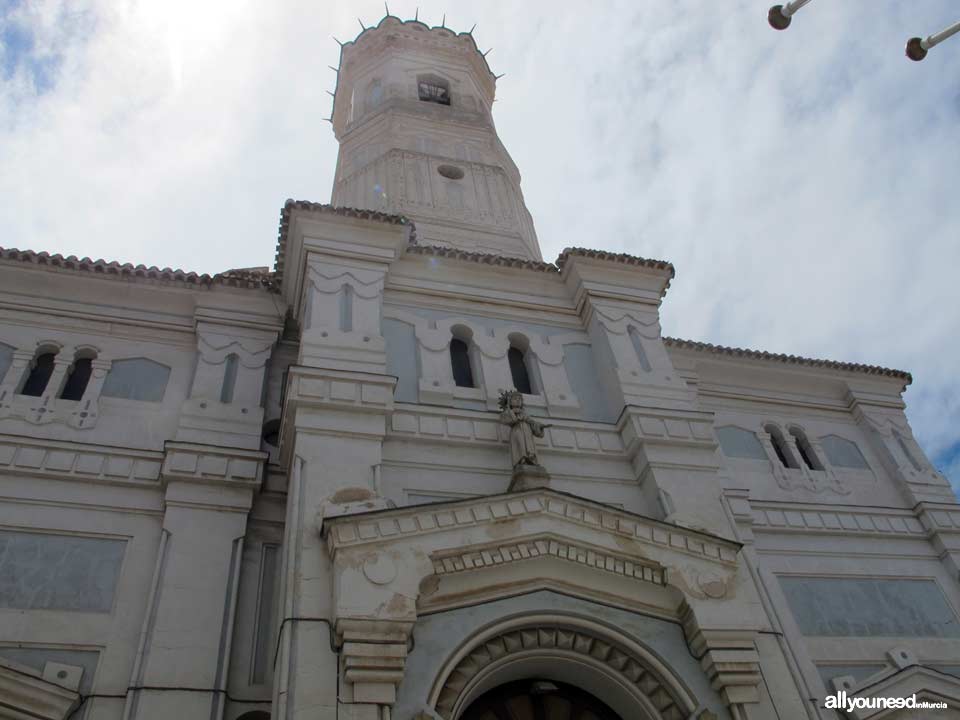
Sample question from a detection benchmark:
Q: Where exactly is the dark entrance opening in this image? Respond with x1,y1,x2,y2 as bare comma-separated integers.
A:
460,679,623,720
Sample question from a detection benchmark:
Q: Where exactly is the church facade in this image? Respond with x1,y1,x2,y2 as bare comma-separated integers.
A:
1,15,959,720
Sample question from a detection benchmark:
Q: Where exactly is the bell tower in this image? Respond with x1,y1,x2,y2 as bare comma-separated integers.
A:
330,16,542,261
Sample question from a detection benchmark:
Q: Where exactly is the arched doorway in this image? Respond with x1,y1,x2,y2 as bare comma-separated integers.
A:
429,616,696,720
461,679,622,720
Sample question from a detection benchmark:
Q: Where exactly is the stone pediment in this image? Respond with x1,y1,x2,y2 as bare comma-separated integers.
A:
321,488,742,619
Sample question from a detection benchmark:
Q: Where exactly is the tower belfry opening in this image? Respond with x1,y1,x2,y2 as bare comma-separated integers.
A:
329,15,542,260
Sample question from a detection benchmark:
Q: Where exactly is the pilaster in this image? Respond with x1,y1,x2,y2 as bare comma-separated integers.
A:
125,444,265,720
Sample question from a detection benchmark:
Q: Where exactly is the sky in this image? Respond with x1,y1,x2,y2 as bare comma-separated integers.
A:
0,0,958,493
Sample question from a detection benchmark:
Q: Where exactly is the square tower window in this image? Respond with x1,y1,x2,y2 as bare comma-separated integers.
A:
418,75,450,105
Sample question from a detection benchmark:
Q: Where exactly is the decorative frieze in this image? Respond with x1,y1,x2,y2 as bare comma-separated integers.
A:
429,533,666,586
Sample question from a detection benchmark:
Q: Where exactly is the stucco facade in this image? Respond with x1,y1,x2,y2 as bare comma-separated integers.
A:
1,14,959,720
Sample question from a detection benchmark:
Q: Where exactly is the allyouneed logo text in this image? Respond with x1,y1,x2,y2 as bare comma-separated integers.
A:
825,690,948,713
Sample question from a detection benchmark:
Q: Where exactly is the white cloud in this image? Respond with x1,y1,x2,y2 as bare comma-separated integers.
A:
0,0,957,492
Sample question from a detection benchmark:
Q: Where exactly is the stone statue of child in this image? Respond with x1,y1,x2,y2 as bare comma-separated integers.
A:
498,390,552,469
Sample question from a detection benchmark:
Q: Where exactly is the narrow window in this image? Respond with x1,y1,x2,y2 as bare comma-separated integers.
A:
893,430,922,471
508,346,533,395
339,284,353,332
220,353,239,403
450,338,475,388
418,75,450,105
20,352,56,397
60,358,93,401
627,326,652,372
789,428,823,470
765,425,798,468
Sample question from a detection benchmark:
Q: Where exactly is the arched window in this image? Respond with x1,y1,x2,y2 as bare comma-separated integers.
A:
627,325,652,372
20,352,57,397
789,427,823,470
101,358,171,402
508,346,533,395
765,425,798,468
418,74,450,105
450,338,475,388
60,357,93,401
893,429,922,471
220,353,239,403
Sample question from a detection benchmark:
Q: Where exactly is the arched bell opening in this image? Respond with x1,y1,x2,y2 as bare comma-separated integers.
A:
461,678,622,720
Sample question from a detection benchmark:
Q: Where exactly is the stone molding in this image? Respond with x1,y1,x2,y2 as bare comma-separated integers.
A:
336,618,414,705
432,620,692,720
161,441,265,489
681,604,761,707
619,407,719,455
389,406,625,455
749,501,931,538
0,433,162,485
286,366,396,415
0,656,79,720
325,489,740,567
429,533,666,587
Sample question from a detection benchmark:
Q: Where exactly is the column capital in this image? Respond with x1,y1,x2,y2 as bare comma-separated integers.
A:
336,618,414,705
681,603,762,707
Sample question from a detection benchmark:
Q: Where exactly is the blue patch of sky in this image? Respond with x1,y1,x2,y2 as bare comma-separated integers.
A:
1,0,65,95
934,439,960,496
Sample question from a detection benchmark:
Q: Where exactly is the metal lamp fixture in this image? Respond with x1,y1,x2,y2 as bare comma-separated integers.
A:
768,0,814,30
906,19,960,61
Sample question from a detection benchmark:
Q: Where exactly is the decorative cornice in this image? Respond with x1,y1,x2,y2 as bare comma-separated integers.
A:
664,337,912,384
324,489,741,567
0,246,275,291
274,200,413,286
430,533,665,586
556,247,676,278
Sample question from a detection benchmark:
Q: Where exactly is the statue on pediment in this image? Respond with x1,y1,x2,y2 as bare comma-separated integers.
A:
498,390,551,482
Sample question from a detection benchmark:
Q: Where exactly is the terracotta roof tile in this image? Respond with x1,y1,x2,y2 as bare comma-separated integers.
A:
274,200,413,286
663,337,912,384
0,246,276,290
556,247,675,277
405,244,559,272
